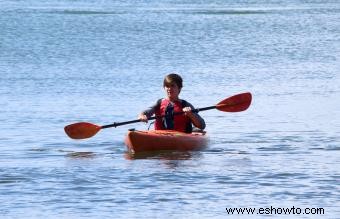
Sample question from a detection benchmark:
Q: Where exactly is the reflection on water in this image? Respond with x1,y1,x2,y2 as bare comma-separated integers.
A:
125,150,203,169
125,150,196,160
66,151,96,159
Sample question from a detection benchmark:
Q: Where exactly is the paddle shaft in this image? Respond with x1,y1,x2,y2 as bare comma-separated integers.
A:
101,106,215,129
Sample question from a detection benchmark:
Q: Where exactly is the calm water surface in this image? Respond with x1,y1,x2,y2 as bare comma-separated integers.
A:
0,0,339,218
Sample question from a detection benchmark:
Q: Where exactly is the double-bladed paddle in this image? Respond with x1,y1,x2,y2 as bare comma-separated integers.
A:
64,92,252,140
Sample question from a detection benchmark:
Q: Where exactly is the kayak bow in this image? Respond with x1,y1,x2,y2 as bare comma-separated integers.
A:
125,130,208,153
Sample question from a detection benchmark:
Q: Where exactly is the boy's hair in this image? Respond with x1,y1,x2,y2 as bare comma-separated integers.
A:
163,73,183,89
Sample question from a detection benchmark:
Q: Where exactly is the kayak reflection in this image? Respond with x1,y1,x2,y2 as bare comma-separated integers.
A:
124,150,201,161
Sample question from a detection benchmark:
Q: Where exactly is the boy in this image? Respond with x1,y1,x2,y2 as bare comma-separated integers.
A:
138,73,205,133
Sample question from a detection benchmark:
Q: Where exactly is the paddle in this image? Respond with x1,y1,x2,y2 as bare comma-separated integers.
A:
64,92,252,139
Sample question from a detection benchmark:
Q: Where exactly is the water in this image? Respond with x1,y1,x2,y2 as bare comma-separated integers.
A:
1,0,339,218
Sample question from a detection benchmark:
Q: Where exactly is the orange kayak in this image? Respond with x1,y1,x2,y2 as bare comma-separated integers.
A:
125,130,208,153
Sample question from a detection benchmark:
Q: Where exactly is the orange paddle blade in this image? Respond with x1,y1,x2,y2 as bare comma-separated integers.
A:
216,92,252,112
64,122,101,139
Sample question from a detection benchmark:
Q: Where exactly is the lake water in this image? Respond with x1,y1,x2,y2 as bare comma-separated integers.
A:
0,0,339,218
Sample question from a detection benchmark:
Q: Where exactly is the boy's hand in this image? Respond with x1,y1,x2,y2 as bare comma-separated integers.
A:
138,114,148,123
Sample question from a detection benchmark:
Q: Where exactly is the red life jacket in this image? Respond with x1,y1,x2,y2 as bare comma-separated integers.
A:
154,98,192,133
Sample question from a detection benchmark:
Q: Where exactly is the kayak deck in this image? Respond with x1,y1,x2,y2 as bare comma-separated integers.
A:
125,130,208,153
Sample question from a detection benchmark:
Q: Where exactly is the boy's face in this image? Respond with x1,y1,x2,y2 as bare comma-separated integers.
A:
164,83,180,100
